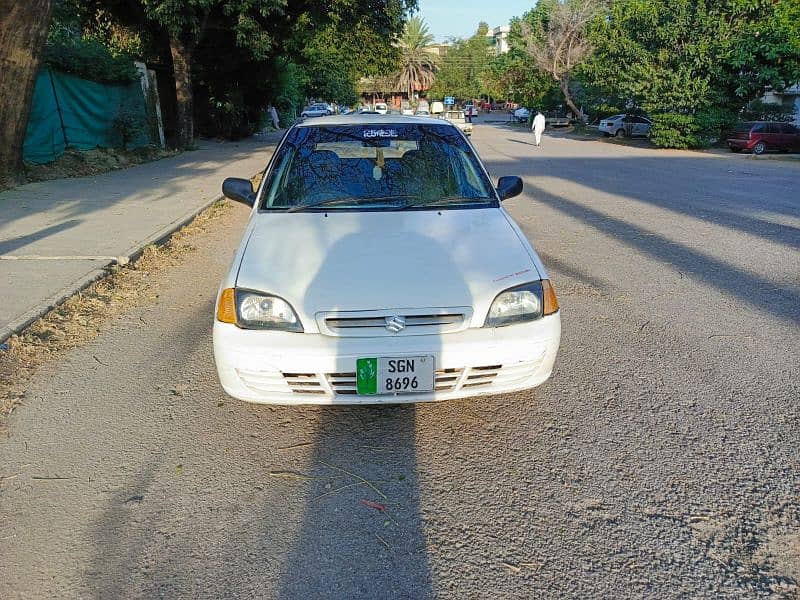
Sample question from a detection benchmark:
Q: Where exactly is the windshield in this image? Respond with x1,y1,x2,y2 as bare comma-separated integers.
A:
259,123,496,211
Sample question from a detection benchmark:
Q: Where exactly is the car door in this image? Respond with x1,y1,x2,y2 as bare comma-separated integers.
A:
622,115,635,136
750,123,766,148
632,116,648,136
764,122,780,149
780,123,800,151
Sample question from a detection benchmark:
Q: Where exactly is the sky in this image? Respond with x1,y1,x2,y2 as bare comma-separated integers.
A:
415,0,534,42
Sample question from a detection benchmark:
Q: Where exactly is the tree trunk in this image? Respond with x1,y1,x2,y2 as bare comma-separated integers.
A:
0,0,53,189
559,75,583,121
170,36,194,148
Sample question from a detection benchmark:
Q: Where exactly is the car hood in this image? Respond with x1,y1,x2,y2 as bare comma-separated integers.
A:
235,209,540,331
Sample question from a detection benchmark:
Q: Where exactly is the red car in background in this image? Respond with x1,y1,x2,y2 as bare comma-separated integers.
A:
727,121,800,154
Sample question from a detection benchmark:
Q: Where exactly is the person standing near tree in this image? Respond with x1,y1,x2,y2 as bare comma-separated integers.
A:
532,110,546,146
269,105,280,130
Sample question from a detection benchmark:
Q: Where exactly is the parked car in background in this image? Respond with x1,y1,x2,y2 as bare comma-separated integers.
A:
301,103,333,118
415,109,430,117
430,101,444,115
374,102,388,115
727,121,800,154
401,107,414,116
463,104,477,118
545,111,572,127
513,107,530,123
442,110,473,136
598,114,652,137
300,102,333,117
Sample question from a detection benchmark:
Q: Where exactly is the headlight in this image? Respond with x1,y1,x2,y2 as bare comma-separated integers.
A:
216,288,303,331
484,280,558,327
237,290,303,331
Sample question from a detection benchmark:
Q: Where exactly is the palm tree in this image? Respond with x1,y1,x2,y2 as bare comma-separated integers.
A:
396,16,437,102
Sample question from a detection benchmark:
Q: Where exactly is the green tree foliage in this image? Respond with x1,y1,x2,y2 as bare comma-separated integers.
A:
396,16,437,100
519,0,601,119
301,17,400,106
429,23,492,100
44,1,139,84
585,0,800,146
73,1,416,143
741,100,796,122
485,16,555,105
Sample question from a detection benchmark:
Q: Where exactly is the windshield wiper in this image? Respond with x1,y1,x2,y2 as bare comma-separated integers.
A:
401,196,494,210
286,195,412,213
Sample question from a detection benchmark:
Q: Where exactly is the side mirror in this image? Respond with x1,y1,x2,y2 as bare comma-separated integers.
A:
222,177,256,206
497,176,523,201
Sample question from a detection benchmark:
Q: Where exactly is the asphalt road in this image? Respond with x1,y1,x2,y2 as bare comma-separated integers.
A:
2,123,799,599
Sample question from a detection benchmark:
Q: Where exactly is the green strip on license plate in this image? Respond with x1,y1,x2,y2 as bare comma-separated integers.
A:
356,357,378,395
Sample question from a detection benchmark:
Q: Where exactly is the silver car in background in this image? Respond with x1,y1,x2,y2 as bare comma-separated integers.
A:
599,114,652,137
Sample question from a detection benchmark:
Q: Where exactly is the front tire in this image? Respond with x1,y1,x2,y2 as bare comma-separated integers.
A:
615,128,625,138
753,141,766,155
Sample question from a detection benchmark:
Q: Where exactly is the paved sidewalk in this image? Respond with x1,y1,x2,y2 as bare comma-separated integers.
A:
0,134,282,342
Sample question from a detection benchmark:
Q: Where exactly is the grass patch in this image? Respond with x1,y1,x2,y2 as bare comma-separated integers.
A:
23,145,178,184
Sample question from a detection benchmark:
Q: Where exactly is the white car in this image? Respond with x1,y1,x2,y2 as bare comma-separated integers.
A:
415,109,430,117
301,103,333,118
374,102,388,115
442,110,473,136
216,115,561,405
598,114,652,137
401,107,414,116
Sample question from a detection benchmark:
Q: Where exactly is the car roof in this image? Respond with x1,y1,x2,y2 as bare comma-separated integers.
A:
297,114,455,127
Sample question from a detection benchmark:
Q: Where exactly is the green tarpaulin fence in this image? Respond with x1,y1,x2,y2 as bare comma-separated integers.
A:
23,69,150,164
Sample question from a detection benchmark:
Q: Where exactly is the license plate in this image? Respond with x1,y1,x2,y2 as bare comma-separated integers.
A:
356,356,434,395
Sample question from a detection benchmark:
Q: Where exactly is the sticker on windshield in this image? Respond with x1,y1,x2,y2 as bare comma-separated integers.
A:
363,129,398,139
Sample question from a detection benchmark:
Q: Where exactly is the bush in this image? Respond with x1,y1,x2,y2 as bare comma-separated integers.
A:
740,100,796,123
649,113,702,149
112,107,145,150
43,37,138,84
694,107,738,145
205,93,252,139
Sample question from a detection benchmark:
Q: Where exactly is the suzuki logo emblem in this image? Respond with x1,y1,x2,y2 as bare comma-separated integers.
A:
385,315,406,333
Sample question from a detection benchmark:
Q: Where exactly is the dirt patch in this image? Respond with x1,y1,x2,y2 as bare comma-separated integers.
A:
23,146,178,184
0,199,230,420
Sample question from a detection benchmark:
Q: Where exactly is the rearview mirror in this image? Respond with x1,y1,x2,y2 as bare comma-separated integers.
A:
222,177,256,206
497,176,523,201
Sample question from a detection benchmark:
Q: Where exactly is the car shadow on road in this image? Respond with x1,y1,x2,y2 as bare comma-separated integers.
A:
275,405,432,598
273,207,477,597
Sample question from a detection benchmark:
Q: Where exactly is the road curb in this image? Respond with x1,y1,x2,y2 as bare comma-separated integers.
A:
0,188,239,344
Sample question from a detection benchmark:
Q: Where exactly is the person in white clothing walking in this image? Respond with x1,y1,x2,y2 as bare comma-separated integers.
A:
269,105,280,130
532,111,546,146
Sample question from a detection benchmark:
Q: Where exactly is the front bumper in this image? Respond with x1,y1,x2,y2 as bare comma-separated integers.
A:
213,314,561,405
727,138,753,150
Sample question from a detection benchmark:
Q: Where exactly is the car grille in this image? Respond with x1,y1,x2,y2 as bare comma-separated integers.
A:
236,357,544,398
317,308,470,337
